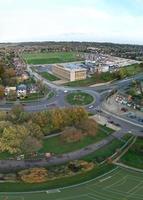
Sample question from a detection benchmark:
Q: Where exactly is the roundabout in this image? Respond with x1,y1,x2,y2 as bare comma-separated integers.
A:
66,91,94,106
0,64,143,199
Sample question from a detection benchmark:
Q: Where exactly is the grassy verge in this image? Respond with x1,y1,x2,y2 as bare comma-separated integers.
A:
120,137,143,169
82,134,132,163
66,92,94,105
39,126,113,155
40,72,60,81
0,164,115,192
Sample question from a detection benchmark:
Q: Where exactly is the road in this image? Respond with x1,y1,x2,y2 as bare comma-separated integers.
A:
0,65,142,170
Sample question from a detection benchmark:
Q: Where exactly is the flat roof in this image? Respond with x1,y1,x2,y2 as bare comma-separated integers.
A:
57,63,87,72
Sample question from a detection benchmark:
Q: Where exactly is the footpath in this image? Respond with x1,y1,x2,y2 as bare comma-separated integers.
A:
0,131,124,173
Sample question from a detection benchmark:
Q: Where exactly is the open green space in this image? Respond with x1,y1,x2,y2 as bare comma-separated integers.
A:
124,63,143,76
39,126,113,155
40,72,60,81
64,71,116,87
64,63,143,87
66,91,94,105
23,52,82,65
82,135,131,163
0,125,113,159
1,167,143,200
121,137,143,169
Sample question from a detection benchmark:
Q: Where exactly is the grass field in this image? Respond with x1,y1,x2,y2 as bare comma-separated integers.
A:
125,63,143,76
40,72,60,81
82,137,128,163
23,52,82,64
66,92,94,105
39,126,113,155
121,137,143,169
1,167,143,199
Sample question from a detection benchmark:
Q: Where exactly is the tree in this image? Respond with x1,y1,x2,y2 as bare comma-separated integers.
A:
11,104,24,122
27,122,43,139
0,85,4,99
79,118,98,136
32,111,49,129
21,136,42,154
118,68,127,79
61,127,83,143
65,107,88,126
6,90,17,101
0,125,28,154
4,68,16,78
0,65,4,78
51,109,66,131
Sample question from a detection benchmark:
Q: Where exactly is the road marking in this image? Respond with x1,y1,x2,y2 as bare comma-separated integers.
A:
99,176,112,182
46,189,61,194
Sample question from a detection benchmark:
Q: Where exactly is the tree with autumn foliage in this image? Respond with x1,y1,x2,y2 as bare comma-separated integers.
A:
0,85,4,99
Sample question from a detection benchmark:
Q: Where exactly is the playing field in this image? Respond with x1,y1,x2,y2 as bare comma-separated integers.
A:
1,167,143,200
23,52,82,64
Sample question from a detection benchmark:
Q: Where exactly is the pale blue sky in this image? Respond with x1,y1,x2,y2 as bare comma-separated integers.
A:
0,0,143,44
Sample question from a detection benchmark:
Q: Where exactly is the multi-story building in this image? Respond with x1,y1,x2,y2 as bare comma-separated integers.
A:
52,64,87,81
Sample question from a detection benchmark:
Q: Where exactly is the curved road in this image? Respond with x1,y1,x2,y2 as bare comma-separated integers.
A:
0,65,142,171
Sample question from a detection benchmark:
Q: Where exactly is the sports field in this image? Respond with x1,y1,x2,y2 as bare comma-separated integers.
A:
23,52,82,64
1,167,143,200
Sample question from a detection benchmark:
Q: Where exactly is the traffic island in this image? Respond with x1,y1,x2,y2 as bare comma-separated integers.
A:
66,91,94,106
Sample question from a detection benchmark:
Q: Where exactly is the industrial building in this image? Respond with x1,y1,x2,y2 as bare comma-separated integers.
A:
52,64,87,81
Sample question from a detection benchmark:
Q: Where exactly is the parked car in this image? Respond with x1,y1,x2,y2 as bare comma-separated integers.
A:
121,107,128,112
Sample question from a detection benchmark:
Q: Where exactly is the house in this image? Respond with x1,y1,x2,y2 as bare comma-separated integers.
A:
16,84,27,98
5,87,16,96
27,85,37,94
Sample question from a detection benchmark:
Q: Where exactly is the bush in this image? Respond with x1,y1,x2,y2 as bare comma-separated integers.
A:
19,168,48,183
68,160,94,173
61,127,83,143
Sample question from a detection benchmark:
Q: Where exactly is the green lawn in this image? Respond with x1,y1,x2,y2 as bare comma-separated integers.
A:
82,138,127,163
120,137,143,169
39,126,113,155
40,72,60,81
23,52,83,65
82,134,132,163
125,63,143,76
64,74,115,87
66,92,94,105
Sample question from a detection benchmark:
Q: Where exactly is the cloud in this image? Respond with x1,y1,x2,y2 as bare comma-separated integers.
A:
0,0,143,44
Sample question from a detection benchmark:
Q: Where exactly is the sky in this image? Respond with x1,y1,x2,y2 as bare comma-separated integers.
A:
0,0,143,44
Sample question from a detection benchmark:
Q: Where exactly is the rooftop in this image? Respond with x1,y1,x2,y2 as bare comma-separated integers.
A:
58,63,87,72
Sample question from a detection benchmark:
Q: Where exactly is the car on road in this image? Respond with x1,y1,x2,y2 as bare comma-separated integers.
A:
88,105,94,109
